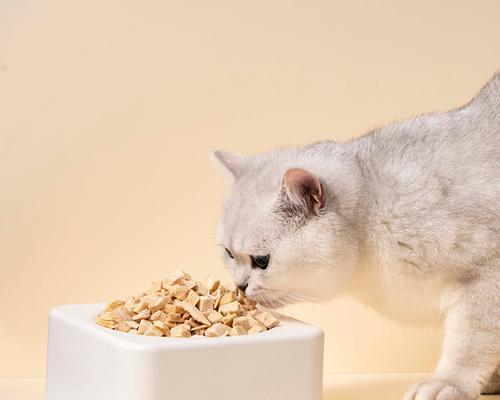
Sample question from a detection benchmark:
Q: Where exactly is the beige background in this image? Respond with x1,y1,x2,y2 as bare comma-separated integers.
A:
1,0,499,378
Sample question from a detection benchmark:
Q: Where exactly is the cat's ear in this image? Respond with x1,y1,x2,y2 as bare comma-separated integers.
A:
212,150,248,181
280,168,325,214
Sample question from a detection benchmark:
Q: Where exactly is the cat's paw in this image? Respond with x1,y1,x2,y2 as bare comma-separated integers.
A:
403,379,473,400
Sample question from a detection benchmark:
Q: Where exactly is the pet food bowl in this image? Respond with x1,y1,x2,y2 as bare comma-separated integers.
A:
46,304,324,400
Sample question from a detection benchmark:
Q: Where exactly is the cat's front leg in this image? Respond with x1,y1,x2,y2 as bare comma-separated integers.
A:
404,281,500,400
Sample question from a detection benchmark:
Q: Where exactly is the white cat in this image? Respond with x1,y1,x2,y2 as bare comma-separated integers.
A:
214,74,500,400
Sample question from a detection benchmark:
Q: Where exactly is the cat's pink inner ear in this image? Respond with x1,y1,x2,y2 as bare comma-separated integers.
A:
282,168,325,210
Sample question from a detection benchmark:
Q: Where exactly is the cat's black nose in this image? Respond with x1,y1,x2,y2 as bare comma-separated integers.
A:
237,283,248,292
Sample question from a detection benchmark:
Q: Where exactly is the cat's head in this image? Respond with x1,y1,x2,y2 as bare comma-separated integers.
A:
213,148,359,308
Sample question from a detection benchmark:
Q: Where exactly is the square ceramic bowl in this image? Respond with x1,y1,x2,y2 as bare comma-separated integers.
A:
46,303,324,400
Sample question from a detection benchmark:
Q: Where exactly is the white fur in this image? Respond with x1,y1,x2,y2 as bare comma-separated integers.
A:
214,74,500,399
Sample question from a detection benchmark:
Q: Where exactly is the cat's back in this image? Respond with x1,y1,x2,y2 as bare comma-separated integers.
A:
352,74,499,283
356,74,499,184
355,73,499,208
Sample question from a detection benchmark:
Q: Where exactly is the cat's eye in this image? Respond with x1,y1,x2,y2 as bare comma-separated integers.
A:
225,248,234,259
251,254,270,269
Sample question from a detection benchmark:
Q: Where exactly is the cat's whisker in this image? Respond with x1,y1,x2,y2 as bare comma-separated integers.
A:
263,293,272,308
264,292,280,307
258,293,269,308
255,289,320,309
267,292,290,308
263,292,277,309
285,291,321,303
256,291,284,309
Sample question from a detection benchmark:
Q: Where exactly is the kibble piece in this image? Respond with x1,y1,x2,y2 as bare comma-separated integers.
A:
144,326,164,336
149,297,168,313
184,290,200,306
132,301,148,313
198,296,215,312
196,282,208,295
213,297,222,310
211,287,222,301
115,321,132,332
163,320,178,329
229,325,247,336
153,320,170,336
124,297,138,311
163,286,175,297
247,325,266,335
181,302,211,326
185,319,199,328
171,285,189,301
248,316,261,328
164,304,183,314
207,311,223,324
103,300,125,313
142,294,158,303
166,312,183,323
254,312,280,329
205,323,230,337
150,310,165,321
170,324,191,338
219,292,236,306
98,311,114,321
132,309,151,321
182,280,197,289
167,270,188,285
96,317,117,329
241,295,256,308
222,313,237,326
110,306,131,322
237,288,246,302
158,312,170,322
138,319,153,334
125,320,140,329
205,276,220,292
219,300,239,314
191,324,208,332
232,316,254,331
143,294,157,305
128,329,139,335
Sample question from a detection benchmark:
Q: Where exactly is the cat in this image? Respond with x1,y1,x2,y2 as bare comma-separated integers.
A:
213,73,500,400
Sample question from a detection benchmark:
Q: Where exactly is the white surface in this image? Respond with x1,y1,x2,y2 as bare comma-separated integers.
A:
45,304,324,400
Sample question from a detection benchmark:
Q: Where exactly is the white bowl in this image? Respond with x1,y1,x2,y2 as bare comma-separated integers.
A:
46,303,324,400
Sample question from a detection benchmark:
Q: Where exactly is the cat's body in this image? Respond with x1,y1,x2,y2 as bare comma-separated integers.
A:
351,85,500,325
214,74,500,400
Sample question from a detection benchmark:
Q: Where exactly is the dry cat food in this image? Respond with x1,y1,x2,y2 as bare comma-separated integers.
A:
96,271,280,337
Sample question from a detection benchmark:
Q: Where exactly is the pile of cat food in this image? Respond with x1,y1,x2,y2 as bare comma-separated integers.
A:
96,271,280,338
